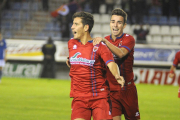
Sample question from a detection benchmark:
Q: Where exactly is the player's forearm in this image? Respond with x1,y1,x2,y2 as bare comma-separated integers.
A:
107,62,120,79
170,65,176,73
103,38,125,58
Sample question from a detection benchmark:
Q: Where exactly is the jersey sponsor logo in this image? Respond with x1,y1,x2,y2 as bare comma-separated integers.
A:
73,45,77,49
70,52,95,66
93,46,99,52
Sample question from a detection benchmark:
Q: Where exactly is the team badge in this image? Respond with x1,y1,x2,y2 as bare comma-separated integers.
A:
73,45,77,49
119,41,122,47
93,46,99,52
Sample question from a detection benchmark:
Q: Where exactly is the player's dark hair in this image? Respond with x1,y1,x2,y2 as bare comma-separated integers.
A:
111,8,127,24
72,11,94,33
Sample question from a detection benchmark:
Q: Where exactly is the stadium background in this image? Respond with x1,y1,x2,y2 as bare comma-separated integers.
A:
0,0,179,85
0,0,180,120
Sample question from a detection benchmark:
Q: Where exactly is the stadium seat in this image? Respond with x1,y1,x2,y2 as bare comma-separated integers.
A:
99,4,106,14
101,24,111,34
172,36,180,45
11,2,21,10
168,16,178,25
158,16,168,25
91,24,101,34
148,6,156,15
124,24,132,35
143,16,149,24
100,14,110,24
160,25,170,35
146,35,153,44
148,16,158,25
93,14,101,23
170,26,180,36
152,35,162,43
149,25,160,35
162,36,172,44
92,33,103,38
13,11,21,20
22,2,30,11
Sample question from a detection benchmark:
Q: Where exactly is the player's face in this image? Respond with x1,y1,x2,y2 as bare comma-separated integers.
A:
71,17,85,39
110,15,126,37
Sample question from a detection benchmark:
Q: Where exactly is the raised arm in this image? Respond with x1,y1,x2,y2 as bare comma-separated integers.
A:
93,37,129,58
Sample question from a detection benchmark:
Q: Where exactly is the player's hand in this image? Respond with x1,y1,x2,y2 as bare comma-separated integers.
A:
116,76,125,88
93,37,103,46
66,57,71,68
169,73,175,78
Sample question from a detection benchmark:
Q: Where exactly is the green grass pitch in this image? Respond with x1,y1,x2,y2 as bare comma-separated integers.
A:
0,77,179,120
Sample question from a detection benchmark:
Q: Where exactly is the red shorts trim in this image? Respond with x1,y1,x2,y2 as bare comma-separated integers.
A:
110,85,140,120
71,97,113,120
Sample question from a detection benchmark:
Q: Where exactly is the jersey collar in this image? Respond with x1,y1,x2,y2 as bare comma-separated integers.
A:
110,33,124,40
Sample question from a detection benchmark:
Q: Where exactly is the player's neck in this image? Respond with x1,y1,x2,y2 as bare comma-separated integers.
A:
80,34,92,45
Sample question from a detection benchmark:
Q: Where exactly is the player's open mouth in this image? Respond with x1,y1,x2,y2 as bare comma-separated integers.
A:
113,28,119,31
73,31,77,35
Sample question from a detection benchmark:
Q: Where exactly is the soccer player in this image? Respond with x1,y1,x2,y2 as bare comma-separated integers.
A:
0,32,7,83
68,11,125,120
169,50,180,98
93,8,140,120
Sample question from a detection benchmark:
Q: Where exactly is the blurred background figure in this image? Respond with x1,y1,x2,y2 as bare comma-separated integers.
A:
169,50,180,98
133,24,149,44
0,32,7,83
105,0,115,14
42,0,49,11
41,37,56,78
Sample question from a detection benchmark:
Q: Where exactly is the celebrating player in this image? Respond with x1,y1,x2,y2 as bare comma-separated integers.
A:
93,8,140,120
169,50,180,98
68,11,125,120
0,32,7,83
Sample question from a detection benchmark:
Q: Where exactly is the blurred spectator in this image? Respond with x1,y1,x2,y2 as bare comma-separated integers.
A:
68,0,79,22
160,0,170,17
61,16,70,40
105,0,115,14
91,0,101,13
133,24,149,44
41,37,56,78
133,0,146,24
42,0,49,11
0,32,7,83
78,0,87,11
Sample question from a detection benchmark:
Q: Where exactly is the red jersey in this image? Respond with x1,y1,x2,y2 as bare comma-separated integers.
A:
105,33,135,91
173,51,180,67
68,39,114,98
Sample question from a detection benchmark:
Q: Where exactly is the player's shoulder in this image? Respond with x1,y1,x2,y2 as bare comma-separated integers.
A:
123,33,134,39
104,35,111,40
123,33,135,42
176,50,180,55
68,38,78,44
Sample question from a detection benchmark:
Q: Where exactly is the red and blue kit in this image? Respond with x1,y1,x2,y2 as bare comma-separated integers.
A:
105,33,135,91
173,51,180,67
68,38,114,98
68,38,114,120
105,33,140,120
172,51,180,98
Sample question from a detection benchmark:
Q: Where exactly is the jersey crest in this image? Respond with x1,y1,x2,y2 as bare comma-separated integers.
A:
93,46,99,52
70,52,95,66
